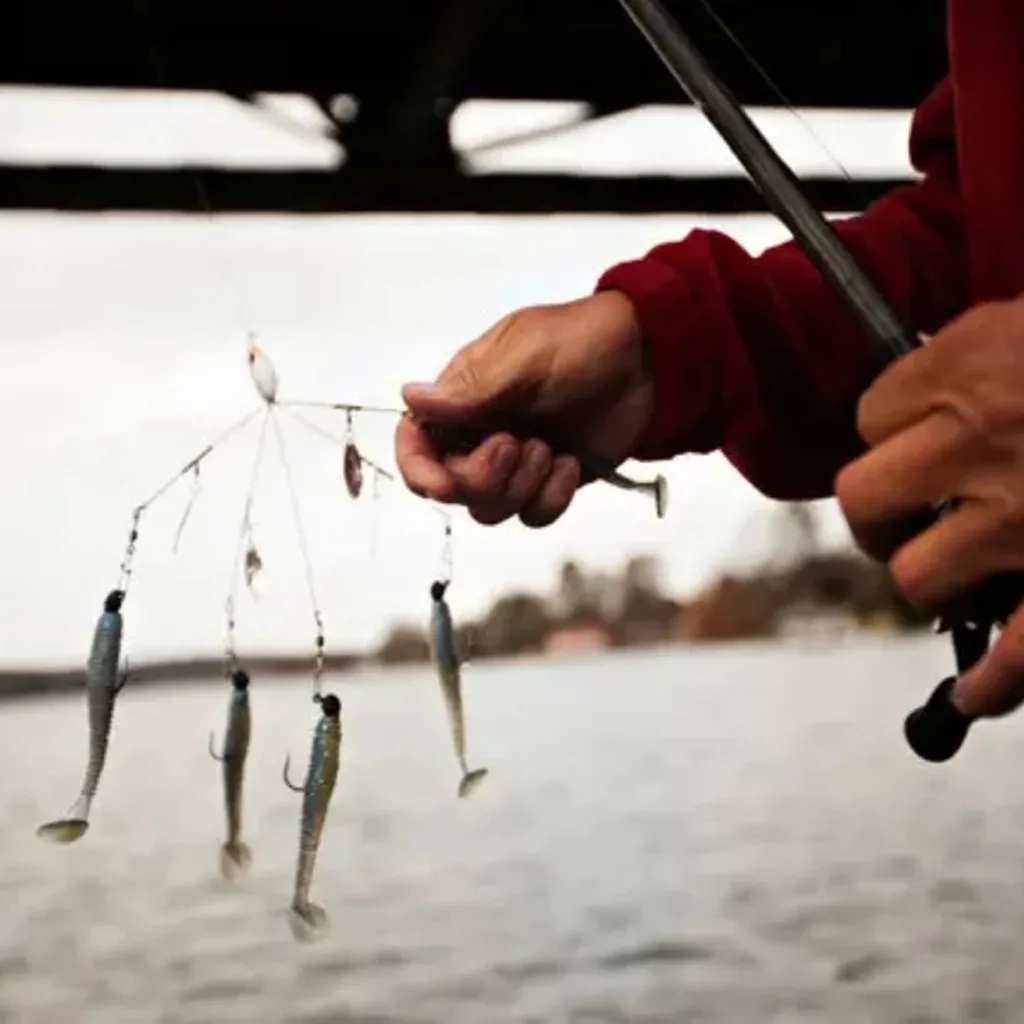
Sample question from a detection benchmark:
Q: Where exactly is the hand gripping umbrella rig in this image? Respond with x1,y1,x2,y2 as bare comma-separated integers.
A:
31,342,486,942
31,335,667,942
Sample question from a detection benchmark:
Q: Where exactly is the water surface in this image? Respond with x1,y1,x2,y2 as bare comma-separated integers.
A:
2,635,1023,1023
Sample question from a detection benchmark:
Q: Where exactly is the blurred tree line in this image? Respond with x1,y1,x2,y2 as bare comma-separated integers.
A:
375,504,930,664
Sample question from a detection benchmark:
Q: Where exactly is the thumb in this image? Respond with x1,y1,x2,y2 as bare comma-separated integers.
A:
402,353,515,424
951,606,1024,718
401,381,491,423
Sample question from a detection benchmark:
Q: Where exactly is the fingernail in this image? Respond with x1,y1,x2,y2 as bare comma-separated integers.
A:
903,676,973,763
404,382,443,397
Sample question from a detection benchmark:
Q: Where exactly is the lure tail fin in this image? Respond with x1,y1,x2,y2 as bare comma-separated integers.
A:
652,474,669,519
607,470,668,519
458,767,489,799
288,900,329,943
36,795,91,844
219,840,253,881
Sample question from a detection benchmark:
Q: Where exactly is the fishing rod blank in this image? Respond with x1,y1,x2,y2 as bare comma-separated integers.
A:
613,0,918,365
613,0,1024,763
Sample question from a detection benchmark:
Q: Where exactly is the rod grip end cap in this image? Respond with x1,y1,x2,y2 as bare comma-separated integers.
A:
904,676,972,763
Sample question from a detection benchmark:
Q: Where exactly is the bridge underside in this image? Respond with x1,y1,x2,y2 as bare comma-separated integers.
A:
0,0,945,214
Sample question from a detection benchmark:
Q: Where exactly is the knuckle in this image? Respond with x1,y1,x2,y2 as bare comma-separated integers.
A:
988,496,1024,534
999,613,1024,668
449,458,495,499
833,463,865,515
459,458,492,490
853,390,876,444
440,309,530,390
984,654,1024,714
512,457,552,503
888,547,932,610
444,350,483,395
396,462,425,496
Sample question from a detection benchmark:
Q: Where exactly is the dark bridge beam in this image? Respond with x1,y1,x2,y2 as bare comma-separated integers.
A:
0,165,913,215
362,0,502,169
0,0,945,109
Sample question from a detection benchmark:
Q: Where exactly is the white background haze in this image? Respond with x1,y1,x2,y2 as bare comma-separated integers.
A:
0,89,915,664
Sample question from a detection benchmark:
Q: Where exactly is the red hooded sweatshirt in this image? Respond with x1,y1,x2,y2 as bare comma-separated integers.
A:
598,0,1024,500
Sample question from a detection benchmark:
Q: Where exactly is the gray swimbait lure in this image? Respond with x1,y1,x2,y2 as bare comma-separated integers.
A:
37,589,129,843
282,693,342,942
208,668,253,880
429,581,488,799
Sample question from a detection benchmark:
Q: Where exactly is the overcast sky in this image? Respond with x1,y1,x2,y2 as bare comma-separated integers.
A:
0,89,914,665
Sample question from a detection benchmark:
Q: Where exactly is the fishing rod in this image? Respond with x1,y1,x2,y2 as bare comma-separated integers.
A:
614,0,1016,761
615,0,918,363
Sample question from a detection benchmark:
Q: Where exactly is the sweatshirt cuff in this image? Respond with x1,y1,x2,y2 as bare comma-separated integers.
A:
596,240,724,461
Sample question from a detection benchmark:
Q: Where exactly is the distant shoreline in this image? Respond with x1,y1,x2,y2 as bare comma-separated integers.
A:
2,540,930,701
0,654,365,701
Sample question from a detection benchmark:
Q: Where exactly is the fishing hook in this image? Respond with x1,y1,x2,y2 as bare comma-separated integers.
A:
208,730,224,762
282,754,305,793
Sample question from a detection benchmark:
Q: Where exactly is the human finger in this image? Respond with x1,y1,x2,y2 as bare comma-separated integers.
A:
401,314,527,425
888,501,1024,614
855,343,940,445
394,414,458,503
469,440,554,526
842,509,938,564
402,379,500,424
951,603,1024,718
835,410,970,554
441,432,521,505
520,456,580,528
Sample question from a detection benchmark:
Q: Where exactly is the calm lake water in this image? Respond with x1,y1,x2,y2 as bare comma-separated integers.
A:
2,635,1024,1023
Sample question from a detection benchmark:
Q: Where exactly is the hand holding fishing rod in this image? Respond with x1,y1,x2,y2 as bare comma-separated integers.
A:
611,0,1024,761
392,0,1024,763
836,299,1024,743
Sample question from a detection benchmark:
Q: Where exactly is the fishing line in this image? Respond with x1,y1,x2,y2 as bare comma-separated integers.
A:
279,400,406,416
116,510,143,596
695,0,861,195
224,407,273,672
270,411,326,701
694,0,949,305
116,408,262,595
283,406,401,558
133,410,262,516
438,513,454,586
282,407,396,483
368,466,383,558
283,404,454,580
171,465,202,553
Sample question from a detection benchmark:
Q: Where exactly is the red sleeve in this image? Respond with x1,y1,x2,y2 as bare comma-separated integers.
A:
596,79,967,500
